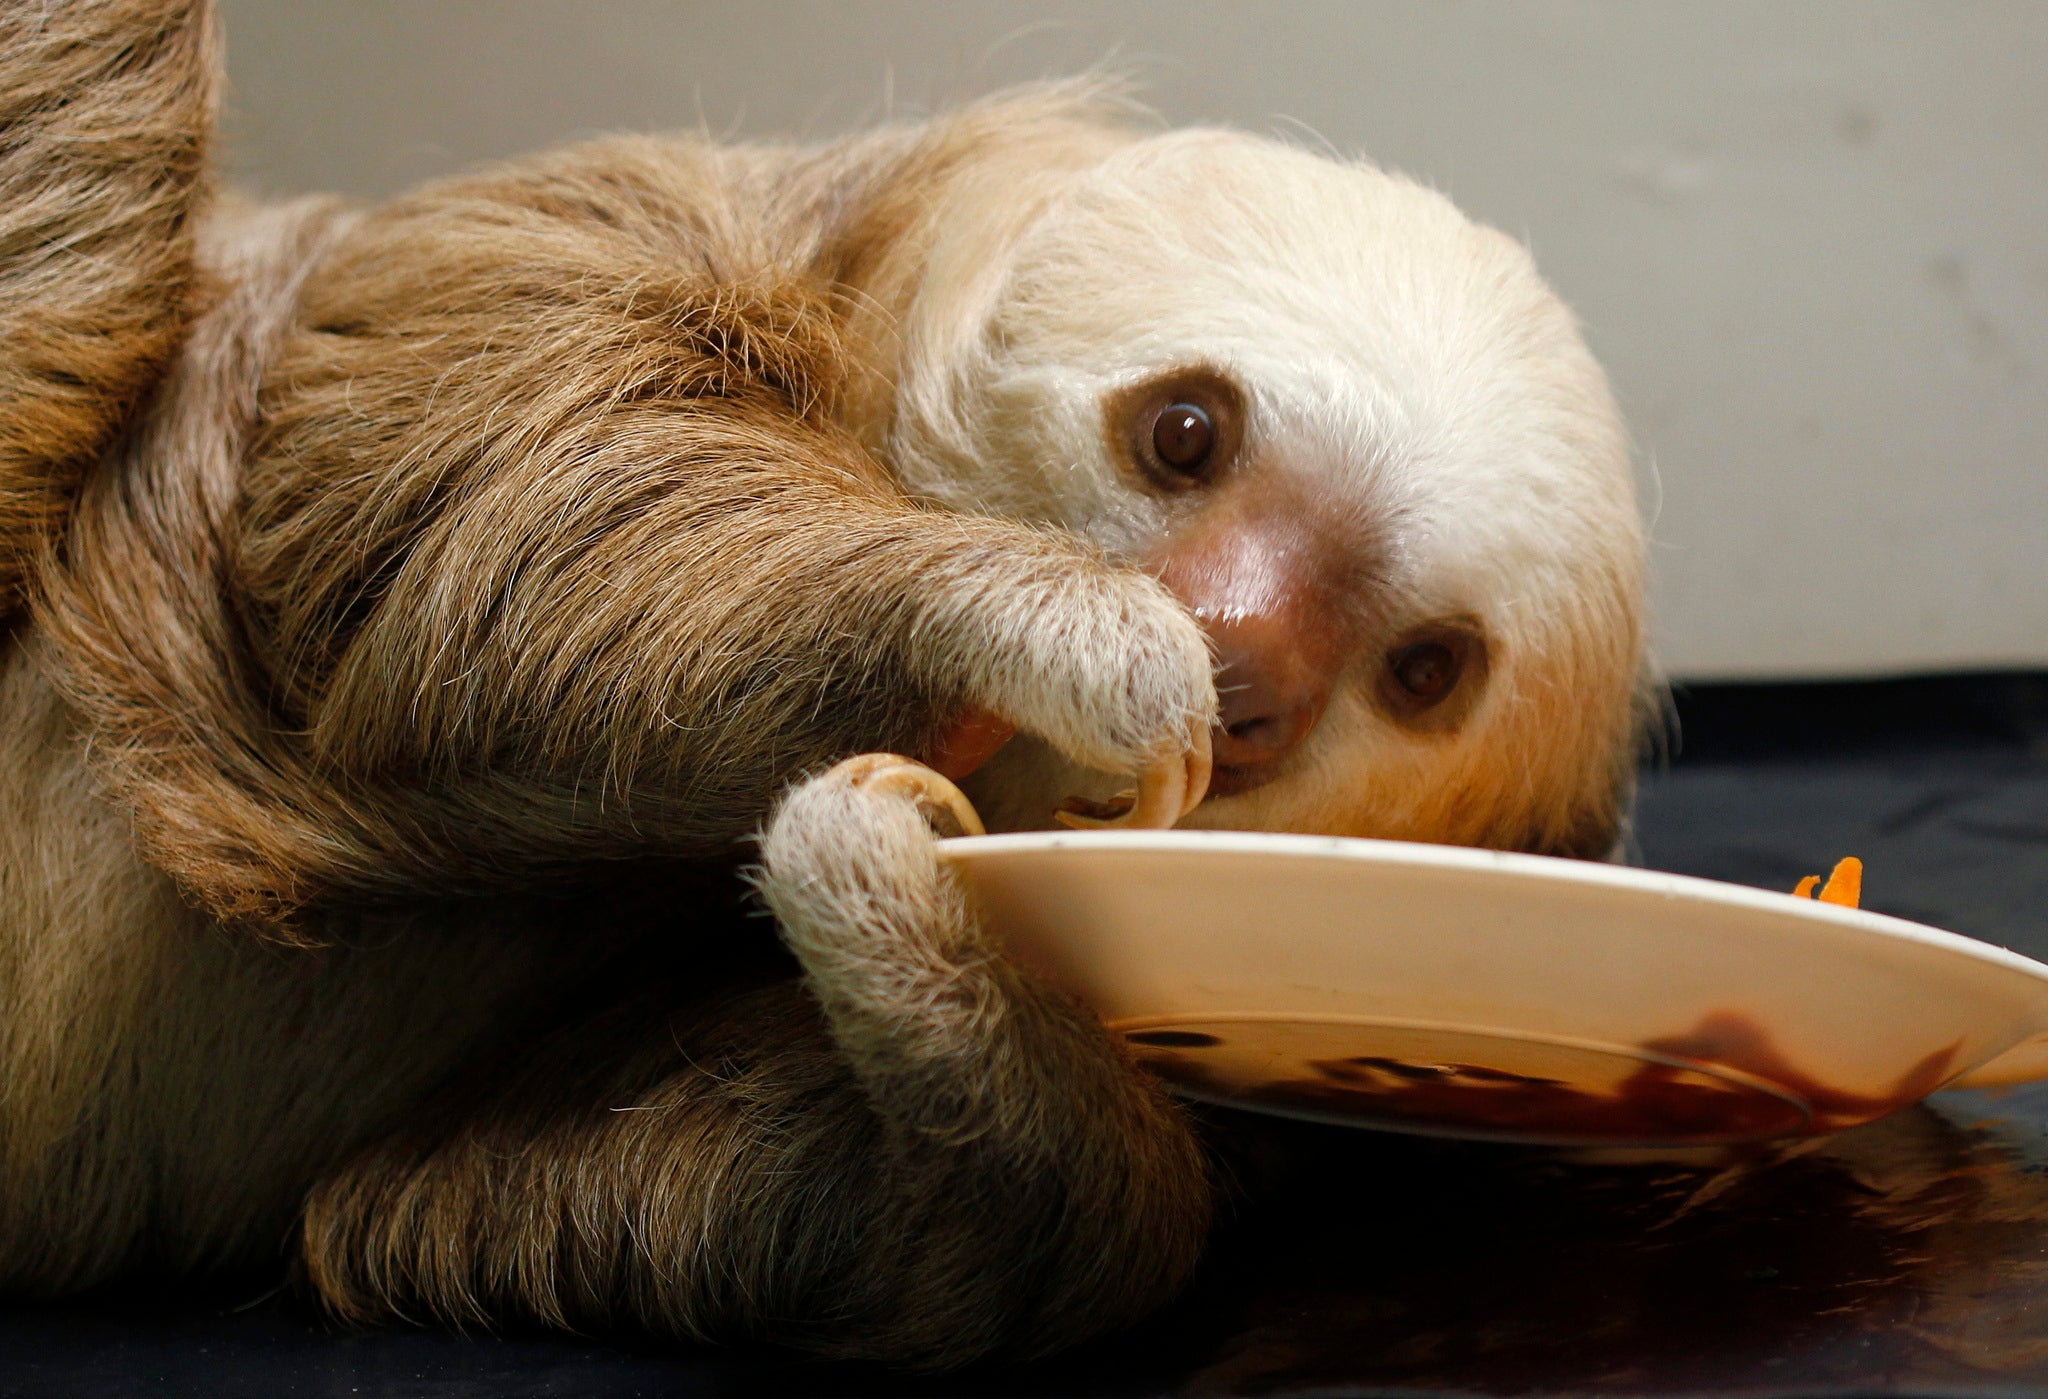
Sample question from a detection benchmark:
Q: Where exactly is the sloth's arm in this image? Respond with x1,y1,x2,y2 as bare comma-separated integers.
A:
299,423,1218,839
302,761,1210,1366
245,162,1220,833
252,410,1219,903
53,172,1215,920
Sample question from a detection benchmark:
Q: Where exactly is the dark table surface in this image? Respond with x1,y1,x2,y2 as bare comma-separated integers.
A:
7,674,2048,1399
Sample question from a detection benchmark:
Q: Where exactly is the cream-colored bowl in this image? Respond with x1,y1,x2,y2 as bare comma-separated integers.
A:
939,831,2048,1146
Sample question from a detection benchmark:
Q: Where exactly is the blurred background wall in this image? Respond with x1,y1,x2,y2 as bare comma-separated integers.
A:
214,1,2047,682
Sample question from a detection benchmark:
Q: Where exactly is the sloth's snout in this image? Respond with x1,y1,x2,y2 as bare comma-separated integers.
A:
1152,500,1362,799
1147,480,1400,798
1206,611,1336,796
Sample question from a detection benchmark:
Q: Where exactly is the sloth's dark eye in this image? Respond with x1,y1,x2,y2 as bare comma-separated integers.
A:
1389,641,1461,705
1151,402,1215,474
1106,368,1243,492
1378,620,1487,731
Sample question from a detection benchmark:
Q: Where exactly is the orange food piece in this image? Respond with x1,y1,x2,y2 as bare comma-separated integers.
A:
1791,857,1862,909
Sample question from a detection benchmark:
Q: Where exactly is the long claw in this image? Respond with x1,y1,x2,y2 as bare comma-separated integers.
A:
1053,716,1214,831
1180,716,1213,817
828,753,987,838
1129,746,1188,829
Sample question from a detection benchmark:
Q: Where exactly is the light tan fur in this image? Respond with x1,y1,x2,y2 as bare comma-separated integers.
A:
0,1,1647,1368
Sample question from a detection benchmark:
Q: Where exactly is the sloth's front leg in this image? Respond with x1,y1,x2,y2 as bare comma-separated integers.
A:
755,755,1215,1355
302,758,1211,1367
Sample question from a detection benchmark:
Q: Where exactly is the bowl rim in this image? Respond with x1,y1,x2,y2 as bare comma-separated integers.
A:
938,828,2048,987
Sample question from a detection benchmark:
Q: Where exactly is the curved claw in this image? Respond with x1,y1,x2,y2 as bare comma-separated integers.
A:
1053,717,1214,832
1179,716,1214,818
825,753,988,838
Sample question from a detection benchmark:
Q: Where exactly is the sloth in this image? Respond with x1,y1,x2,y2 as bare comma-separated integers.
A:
0,0,1646,1369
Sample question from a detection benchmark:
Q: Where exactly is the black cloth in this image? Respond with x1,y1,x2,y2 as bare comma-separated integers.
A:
7,674,2048,1399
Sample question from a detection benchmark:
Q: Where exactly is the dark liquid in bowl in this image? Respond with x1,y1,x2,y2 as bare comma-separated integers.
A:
1123,1011,1961,1144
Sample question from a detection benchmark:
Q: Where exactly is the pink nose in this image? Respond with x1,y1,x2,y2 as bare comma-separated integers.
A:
1207,611,1334,796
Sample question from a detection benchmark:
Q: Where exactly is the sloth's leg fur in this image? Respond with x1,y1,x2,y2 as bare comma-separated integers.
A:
0,0,215,619
303,763,1211,1367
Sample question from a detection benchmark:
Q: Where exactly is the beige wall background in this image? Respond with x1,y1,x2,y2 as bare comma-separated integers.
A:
216,1,2048,681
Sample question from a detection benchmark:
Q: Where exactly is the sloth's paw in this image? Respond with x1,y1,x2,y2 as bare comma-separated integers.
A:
754,752,1212,1341
757,752,1202,1153
967,569,1217,825
756,754,989,1024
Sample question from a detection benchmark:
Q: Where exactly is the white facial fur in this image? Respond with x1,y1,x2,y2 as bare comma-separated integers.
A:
887,128,1646,851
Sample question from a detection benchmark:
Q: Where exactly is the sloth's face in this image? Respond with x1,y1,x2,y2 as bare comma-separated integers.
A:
893,130,1646,858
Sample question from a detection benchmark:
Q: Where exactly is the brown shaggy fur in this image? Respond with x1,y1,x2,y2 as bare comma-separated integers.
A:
44,117,1216,930
303,772,1209,1362
1,0,1646,1369
0,0,215,620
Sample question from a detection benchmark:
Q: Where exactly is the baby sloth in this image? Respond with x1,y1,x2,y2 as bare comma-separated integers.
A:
0,0,1645,1369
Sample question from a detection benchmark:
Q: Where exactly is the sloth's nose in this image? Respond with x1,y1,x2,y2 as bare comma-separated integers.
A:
1206,611,1334,795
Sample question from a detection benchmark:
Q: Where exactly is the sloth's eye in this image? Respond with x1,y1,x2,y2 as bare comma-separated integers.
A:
1379,620,1487,731
1106,367,1243,492
1151,403,1215,474
1389,641,1460,704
